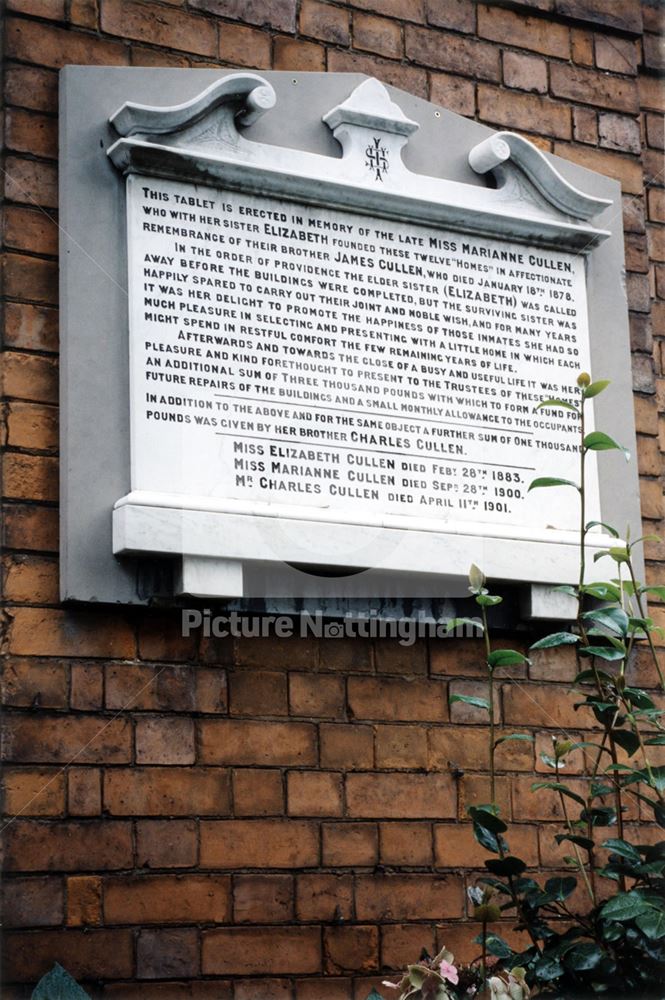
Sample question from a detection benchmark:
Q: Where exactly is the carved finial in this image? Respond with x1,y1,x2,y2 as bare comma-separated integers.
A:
323,78,419,137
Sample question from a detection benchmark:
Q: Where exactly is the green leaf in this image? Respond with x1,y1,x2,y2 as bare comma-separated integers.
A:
531,781,587,806
645,735,665,745
643,586,665,601
536,398,579,412
32,965,92,1000
485,856,527,876
544,876,577,901
444,617,484,633
579,645,625,661
564,943,603,972
601,890,652,921
488,649,528,668
583,379,611,398
582,581,623,601
483,933,513,959
450,694,490,711
495,733,534,746
611,729,640,757
586,520,620,538
584,431,629,460
602,839,642,864
534,956,564,980
469,563,485,593
582,606,629,636
624,687,655,710
528,476,579,492
635,907,665,940
555,833,595,851
530,632,579,650
475,593,503,607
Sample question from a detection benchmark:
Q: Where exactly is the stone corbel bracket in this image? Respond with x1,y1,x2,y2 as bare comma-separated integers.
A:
107,73,612,252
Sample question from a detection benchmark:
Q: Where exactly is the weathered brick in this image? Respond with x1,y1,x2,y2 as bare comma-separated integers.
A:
634,394,660,436
637,434,663,476
234,982,291,1000
195,668,228,713
646,113,664,151
595,34,638,74
346,772,455,818
199,718,316,766
2,876,64,928
68,768,101,816
218,23,272,68
296,873,353,921
137,612,197,662
434,822,538,867
503,50,547,93
289,673,345,718
8,607,135,658
459,772,512,816
641,476,665,519
70,0,98,28
449,678,501,724
300,0,350,45
4,302,58,352
529,644,578,682
129,45,190,67
232,767,284,816
639,75,665,113
649,189,665,224
478,4,570,58
379,821,433,865
287,770,343,816
428,725,534,771
233,874,293,923
375,723,427,769
319,637,373,672
555,0,642,34
274,36,326,71
4,928,133,982
535,730,586,774
67,875,101,926
5,16,128,68
295,978,352,1000
203,927,321,975
353,13,403,59
200,819,319,868
429,72,475,116
4,155,57,207
2,714,131,764
106,663,194,711
5,108,58,159
136,819,198,868
105,875,231,924
320,723,374,769
3,819,133,871
102,0,216,56
190,0,296,32
229,670,288,716
1,657,67,709
479,84,570,138
405,26,500,80
4,205,58,256
351,0,425,21
381,924,437,971
70,662,103,710
355,874,464,920
348,676,447,721
5,65,58,113
571,27,593,66
633,352,656,393
553,141,643,194
2,503,59,553
503,681,588,729
3,351,58,404
551,63,638,113
328,49,428,98
3,553,59,604
105,767,229,816
3,768,65,816
643,32,665,72
625,233,649,273
426,0,475,33
598,112,641,154
322,822,378,866
7,0,65,17
135,717,196,765
137,927,200,979
324,925,378,974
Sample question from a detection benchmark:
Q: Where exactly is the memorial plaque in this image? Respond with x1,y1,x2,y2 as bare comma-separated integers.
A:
59,67,642,604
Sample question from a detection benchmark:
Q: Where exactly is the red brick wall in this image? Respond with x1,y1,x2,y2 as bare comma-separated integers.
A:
2,0,664,996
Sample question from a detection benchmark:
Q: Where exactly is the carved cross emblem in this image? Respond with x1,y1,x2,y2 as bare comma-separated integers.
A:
366,136,389,181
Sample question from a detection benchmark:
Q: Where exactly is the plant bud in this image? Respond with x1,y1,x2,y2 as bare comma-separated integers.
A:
577,372,591,387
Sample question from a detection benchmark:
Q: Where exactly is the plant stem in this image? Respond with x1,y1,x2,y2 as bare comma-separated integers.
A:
481,604,496,806
481,920,487,984
555,757,595,905
627,557,665,692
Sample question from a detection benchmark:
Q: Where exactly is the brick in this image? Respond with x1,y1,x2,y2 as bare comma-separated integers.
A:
199,719,316,765
355,874,464,920
512,774,587,821
67,875,101,926
428,725,533,772
229,670,288,716
405,26,500,81
379,821,433,865
351,0,425,20
554,0,642,33
598,112,641,154
573,106,597,144
296,873,353,921
3,352,57,404
8,607,135,658
5,109,58,160
478,4,569,58
138,612,197,662
201,819,319,868
219,23,272,68
274,36,326,71
3,819,133,871
625,233,649,273
4,928,133,982
287,770,343,817
346,772,455,818
235,635,318,669
643,149,665,187
5,402,58,455
3,768,65,816
136,717,196,764
5,16,128,68
105,875,231,924
459,773,512,816
438,921,530,965
325,925,378,974
4,205,58,256
431,637,526,677
322,822,378,866
68,768,101,816
553,142,643,194
449,678,501,724
70,0,98,27
594,34,638,74
354,13,402,59
137,927,200,979
295,978,352,1000
381,925,437,971
7,0,65,17
102,0,216,56
374,637,428,674
571,27,593,66
3,553,58,604
203,926,321,975
195,668,228,713
190,0,296,32
348,676,447,721
426,0,475,33
289,673,344,718
633,353,656,393
641,476,665,520
649,189,665,224
650,226,665,263
106,663,194,711
550,63,638,113
300,0,350,44
129,45,191,67
375,723,427,768
70,662,103,710
327,49,428,99
529,644,578,681
429,72,475,116
4,155,57,207
1,657,67,709
638,434,663,476
105,767,229,816
3,714,131,764
503,681,585,729
232,767,283,816
320,723,374,769
5,65,58,113
4,302,58,352
643,32,665,72
479,84,570,138
233,874,293,923
535,731,586,774
623,194,646,234
2,876,63,927
646,114,664,150
136,819,198,868
503,50,547,93
639,75,665,113
634,395,659,436
435,822,538,867
319,637,373,672
235,983,291,1000
2,503,58,553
